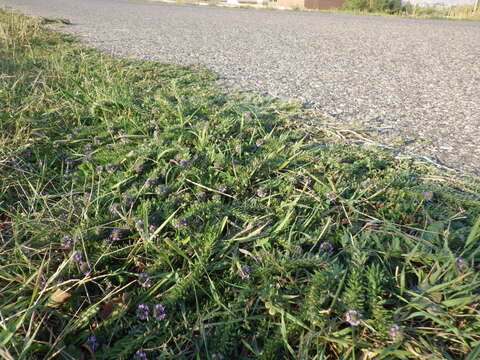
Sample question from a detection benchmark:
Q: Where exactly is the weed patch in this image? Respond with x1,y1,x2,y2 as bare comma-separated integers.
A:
1,10,480,360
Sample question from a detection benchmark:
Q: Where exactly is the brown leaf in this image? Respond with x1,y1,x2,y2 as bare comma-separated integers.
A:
98,293,131,320
99,301,114,320
47,289,71,308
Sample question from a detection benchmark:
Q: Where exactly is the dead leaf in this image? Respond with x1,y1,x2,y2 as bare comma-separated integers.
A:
99,301,114,320
47,289,71,308
98,293,131,320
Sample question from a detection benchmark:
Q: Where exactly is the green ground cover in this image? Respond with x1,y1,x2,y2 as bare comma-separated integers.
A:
1,10,480,360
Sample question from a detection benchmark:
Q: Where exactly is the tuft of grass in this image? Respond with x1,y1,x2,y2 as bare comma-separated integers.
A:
1,9,480,360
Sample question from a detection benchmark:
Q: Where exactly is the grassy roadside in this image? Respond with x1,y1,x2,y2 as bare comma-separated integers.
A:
1,10,480,360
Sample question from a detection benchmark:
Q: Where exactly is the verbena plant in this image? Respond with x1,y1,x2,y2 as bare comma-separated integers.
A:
1,10,480,360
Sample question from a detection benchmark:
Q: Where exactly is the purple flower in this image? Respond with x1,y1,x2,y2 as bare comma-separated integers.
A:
180,159,191,168
456,258,468,273
326,192,336,202
360,180,373,189
133,163,144,174
135,221,145,235
135,350,147,360
138,274,152,288
87,336,100,351
345,310,362,326
423,191,434,202
153,304,166,320
256,187,267,198
146,178,156,187
153,129,160,138
255,139,265,148
122,194,134,208
109,203,122,216
73,251,83,263
390,324,401,341
173,218,187,229
319,242,333,254
240,265,250,280
137,304,149,321
155,185,169,195
109,229,122,242
218,184,228,193
106,164,117,174
62,236,73,249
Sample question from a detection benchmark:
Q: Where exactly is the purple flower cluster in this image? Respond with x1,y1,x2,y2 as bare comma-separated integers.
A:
106,164,117,174
240,265,250,280
137,304,150,321
155,185,169,195
72,250,91,275
255,139,265,148
423,191,434,202
135,350,147,360
180,159,191,168
62,236,73,249
138,274,152,288
122,193,134,208
326,192,336,202
137,303,167,321
256,187,268,198
109,229,122,242
136,220,145,231
173,218,188,229
390,324,401,341
109,203,122,216
146,178,156,187
73,251,83,263
87,336,100,351
153,304,167,320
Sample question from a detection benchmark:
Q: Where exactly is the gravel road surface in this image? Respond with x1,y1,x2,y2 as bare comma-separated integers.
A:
2,0,480,174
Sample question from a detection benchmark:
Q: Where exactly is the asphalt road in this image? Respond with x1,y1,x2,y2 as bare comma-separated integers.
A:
2,0,480,174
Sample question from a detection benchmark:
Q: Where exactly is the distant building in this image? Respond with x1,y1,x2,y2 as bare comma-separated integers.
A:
273,0,344,8
221,0,344,9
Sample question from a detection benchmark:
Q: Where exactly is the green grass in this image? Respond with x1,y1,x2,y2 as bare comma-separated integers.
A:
1,10,480,360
